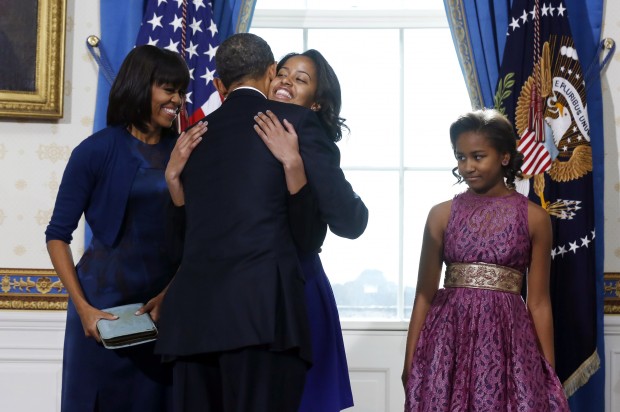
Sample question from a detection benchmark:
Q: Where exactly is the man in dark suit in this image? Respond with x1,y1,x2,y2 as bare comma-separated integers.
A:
156,33,368,411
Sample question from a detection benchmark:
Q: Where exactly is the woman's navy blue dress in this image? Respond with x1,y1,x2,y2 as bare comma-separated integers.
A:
59,134,175,411
298,253,354,411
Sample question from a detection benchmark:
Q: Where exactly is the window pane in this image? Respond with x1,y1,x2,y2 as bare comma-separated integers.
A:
249,28,304,61
256,0,444,10
319,170,400,319
402,170,464,318
308,29,400,168
403,28,471,169
255,0,306,9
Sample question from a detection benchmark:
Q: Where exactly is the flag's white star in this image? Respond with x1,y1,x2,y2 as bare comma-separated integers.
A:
186,41,199,59
557,245,567,257
568,69,573,75
189,68,195,80
551,248,557,259
193,0,206,11
549,5,556,16
576,73,580,79
148,13,163,30
201,67,216,84
164,39,180,53
581,236,591,248
529,6,537,20
520,10,529,24
509,17,520,31
170,15,184,32
174,0,184,8
563,145,568,152
208,19,218,37
592,230,596,239
542,3,550,16
185,91,193,104
557,3,566,16
189,17,203,35
560,66,566,72
204,43,218,61
577,135,583,141
569,241,579,254
147,36,159,46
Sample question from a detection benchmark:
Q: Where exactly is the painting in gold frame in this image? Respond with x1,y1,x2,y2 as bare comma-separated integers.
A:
0,268,67,310
0,0,66,118
604,272,620,314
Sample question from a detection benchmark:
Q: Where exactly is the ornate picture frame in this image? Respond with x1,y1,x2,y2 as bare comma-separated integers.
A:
0,0,66,118
0,268,67,310
604,272,620,314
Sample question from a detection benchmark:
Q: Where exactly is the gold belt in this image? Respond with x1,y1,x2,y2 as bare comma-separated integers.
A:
444,262,523,294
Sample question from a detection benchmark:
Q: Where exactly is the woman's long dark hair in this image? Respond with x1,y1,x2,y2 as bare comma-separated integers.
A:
107,45,190,134
449,109,524,189
277,50,349,142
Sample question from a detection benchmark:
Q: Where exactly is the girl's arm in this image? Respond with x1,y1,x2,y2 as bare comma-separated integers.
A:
526,201,555,368
402,200,451,388
254,110,327,253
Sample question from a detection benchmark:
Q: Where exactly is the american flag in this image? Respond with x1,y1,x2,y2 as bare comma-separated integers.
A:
517,126,552,175
136,0,222,129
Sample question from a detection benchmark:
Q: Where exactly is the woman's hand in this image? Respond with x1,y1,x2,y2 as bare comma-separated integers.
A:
76,304,118,343
166,121,208,205
253,110,301,168
135,288,168,323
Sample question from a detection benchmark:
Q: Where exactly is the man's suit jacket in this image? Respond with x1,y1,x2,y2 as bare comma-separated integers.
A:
156,88,368,363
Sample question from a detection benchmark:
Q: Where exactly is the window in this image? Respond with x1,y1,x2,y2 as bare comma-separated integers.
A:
251,0,471,325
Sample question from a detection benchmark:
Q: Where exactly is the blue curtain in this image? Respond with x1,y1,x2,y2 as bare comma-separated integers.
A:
213,0,257,36
444,1,605,410
443,0,510,109
85,0,257,246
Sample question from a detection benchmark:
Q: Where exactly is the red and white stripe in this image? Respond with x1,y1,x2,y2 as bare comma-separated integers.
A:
518,127,552,175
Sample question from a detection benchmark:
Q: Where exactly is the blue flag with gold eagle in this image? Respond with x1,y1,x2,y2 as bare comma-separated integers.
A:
494,0,600,404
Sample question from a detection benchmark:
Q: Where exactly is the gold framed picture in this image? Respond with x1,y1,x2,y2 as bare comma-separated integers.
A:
604,272,620,314
0,0,66,118
0,268,67,310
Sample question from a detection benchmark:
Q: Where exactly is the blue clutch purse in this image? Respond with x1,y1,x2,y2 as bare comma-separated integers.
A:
96,303,158,349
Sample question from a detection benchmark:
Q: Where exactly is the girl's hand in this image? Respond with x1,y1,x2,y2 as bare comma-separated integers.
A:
253,110,301,167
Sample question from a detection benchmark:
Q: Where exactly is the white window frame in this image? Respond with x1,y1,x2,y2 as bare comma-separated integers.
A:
251,8,457,331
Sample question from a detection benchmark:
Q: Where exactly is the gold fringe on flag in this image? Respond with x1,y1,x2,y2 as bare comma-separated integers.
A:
562,349,600,398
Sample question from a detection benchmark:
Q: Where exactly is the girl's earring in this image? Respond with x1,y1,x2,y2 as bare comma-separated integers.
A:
310,103,321,112
502,159,509,166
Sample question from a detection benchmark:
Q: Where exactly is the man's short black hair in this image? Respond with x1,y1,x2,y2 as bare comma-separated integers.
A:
215,33,274,89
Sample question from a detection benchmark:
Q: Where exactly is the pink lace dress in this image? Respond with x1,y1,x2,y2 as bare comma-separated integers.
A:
405,190,569,411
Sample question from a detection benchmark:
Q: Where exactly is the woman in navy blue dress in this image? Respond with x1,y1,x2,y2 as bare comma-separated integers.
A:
45,45,206,412
254,49,367,411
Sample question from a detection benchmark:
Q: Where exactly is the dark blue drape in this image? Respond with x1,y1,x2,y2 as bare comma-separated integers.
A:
444,1,605,410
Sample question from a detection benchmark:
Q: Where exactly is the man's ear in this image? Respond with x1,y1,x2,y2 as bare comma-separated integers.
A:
267,62,277,81
214,78,228,98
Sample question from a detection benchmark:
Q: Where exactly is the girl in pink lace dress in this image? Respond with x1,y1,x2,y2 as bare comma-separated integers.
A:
402,109,569,411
